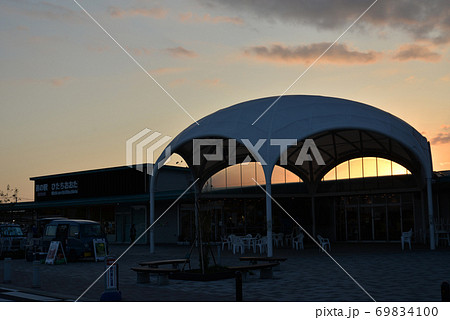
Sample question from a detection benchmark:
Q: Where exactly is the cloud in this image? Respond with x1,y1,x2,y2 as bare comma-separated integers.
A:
179,12,243,25
200,0,450,45
50,76,71,87
129,47,152,56
151,67,190,75
169,78,187,87
166,47,198,58
392,44,441,62
109,6,168,19
87,45,110,53
244,42,381,65
440,75,450,82
200,78,221,86
1,1,83,23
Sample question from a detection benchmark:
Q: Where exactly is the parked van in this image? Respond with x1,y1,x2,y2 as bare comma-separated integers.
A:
43,219,106,261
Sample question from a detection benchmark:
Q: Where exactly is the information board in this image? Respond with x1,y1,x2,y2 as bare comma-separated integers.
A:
93,239,107,262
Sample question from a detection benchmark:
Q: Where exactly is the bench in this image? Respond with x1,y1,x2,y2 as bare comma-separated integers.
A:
138,259,190,270
226,262,279,280
239,256,287,270
131,267,180,285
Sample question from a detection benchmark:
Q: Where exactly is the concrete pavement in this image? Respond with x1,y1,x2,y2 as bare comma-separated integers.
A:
1,243,449,302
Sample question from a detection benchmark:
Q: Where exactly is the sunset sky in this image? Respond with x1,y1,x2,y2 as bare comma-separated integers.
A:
1,0,450,201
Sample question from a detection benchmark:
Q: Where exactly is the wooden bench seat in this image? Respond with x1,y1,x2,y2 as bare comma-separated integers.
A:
138,259,189,269
239,256,287,263
131,267,180,285
226,262,279,280
239,256,286,270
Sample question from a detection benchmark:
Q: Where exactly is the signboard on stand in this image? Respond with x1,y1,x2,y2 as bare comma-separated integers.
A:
93,239,107,262
45,241,67,265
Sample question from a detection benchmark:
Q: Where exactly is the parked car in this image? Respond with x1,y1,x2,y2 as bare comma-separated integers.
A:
42,219,107,261
0,223,27,258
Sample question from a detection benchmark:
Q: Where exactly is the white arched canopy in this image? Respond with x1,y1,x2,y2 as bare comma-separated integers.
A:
150,95,435,254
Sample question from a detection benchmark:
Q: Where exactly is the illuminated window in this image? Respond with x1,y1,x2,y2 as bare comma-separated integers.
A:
349,158,363,179
272,165,286,184
205,163,302,191
322,157,410,181
336,161,349,180
241,162,256,187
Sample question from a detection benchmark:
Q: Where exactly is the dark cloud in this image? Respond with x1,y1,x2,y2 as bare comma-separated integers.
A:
244,42,381,64
200,0,450,44
432,126,450,145
392,44,441,62
431,133,450,145
179,12,243,25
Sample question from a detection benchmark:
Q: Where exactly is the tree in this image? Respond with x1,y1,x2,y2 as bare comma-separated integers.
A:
0,185,20,203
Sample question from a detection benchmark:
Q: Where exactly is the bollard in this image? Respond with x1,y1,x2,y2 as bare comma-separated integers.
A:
3,258,11,284
32,260,41,288
441,281,450,302
235,271,243,302
100,256,121,301
217,245,221,265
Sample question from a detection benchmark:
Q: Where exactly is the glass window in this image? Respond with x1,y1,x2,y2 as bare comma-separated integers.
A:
349,158,363,179
241,162,256,187
323,167,336,181
81,224,102,237
255,163,266,185
211,168,226,189
387,194,400,204
286,169,301,183
336,161,349,180
377,158,392,176
363,157,377,178
272,165,286,184
69,225,80,238
392,162,408,175
45,225,57,237
373,194,386,204
226,164,241,188
373,207,387,240
402,193,413,204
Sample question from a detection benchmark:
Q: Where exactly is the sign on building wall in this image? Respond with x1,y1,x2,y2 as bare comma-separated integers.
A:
35,180,79,198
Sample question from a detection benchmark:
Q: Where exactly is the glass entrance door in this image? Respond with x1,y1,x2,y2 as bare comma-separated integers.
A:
359,207,373,240
346,206,359,241
335,194,414,242
387,205,401,241
373,206,387,240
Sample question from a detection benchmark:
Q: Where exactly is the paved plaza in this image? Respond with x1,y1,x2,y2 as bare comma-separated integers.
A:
1,243,449,302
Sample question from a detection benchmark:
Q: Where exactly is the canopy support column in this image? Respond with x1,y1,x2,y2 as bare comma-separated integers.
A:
311,195,316,238
426,142,435,250
265,180,273,257
427,177,435,250
149,166,159,254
